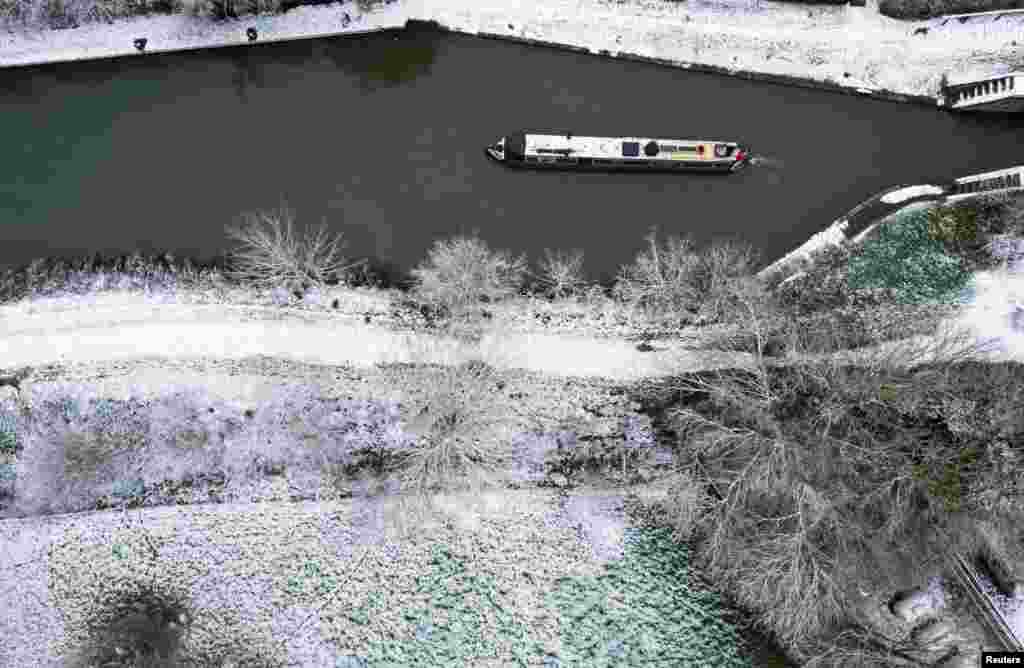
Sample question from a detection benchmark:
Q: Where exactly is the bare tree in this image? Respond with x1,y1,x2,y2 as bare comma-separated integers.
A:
654,271,1013,662
224,205,364,294
530,248,588,299
408,233,528,330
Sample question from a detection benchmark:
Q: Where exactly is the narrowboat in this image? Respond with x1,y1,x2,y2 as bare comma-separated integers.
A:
485,132,750,173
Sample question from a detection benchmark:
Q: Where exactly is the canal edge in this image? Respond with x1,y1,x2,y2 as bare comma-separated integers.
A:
428,19,944,111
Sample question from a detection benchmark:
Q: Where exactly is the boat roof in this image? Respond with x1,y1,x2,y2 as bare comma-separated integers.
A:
520,133,740,159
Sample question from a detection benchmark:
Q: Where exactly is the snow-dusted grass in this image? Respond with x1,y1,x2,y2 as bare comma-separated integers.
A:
0,349,752,667
1,483,759,668
1,356,671,517
3,380,416,516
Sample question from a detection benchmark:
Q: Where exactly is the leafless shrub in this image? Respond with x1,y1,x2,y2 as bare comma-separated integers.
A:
613,229,703,324
393,359,517,497
657,468,715,542
699,238,762,323
531,248,588,299
799,625,935,668
408,233,528,323
612,228,760,330
224,205,364,294
0,0,39,30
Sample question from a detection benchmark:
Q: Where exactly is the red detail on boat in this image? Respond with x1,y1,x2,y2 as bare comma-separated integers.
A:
735,150,746,163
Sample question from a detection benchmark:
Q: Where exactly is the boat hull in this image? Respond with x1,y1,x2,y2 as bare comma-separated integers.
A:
488,153,745,174
485,132,750,173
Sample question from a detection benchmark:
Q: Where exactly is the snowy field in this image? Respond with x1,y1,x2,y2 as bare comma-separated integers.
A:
0,0,1021,100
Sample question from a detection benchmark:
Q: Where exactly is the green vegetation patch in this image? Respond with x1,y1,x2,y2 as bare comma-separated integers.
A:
543,526,750,668
846,208,972,305
332,540,548,667
0,406,19,454
331,526,749,668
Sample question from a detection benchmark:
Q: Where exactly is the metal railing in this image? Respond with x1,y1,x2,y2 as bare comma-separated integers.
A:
946,74,1021,107
946,166,1024,201
946,552,1023,652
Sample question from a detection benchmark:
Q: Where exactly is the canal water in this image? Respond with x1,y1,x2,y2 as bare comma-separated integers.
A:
1,21,1021,285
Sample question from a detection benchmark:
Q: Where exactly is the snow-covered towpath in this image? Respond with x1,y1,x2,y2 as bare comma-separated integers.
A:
0,291,753,383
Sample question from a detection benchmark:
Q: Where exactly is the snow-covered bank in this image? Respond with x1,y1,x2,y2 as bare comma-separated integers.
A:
0,1,404,68
1,0,1022,104
757,217,850,280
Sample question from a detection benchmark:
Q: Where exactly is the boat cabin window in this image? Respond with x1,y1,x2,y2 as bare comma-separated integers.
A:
622,142,640,158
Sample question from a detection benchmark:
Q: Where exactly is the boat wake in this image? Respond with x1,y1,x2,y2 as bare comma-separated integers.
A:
748,155,785,169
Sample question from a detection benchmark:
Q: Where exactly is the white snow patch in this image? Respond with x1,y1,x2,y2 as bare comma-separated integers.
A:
972,565,1024,645
954,262,1024,361
880,184,945,203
